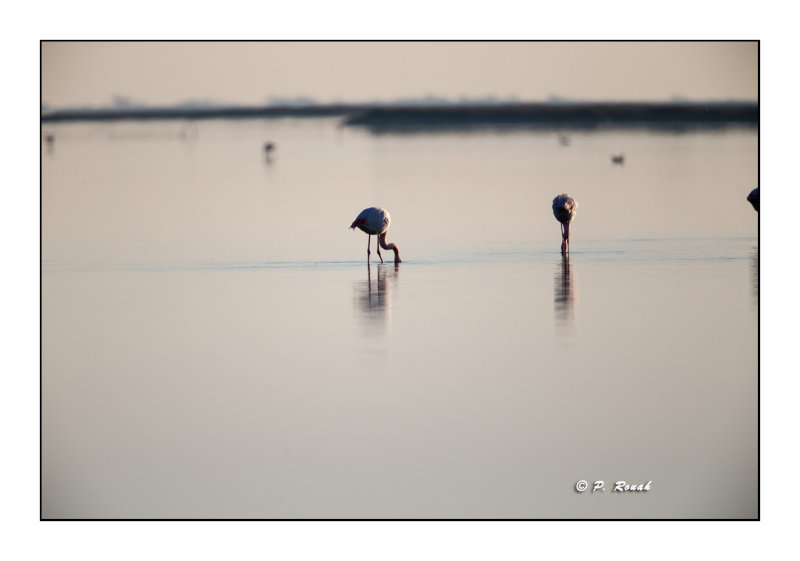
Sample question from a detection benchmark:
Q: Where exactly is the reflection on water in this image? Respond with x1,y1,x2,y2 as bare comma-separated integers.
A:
554,255,577,323
751,245,759,305
41,119,758,519
353,264,399,335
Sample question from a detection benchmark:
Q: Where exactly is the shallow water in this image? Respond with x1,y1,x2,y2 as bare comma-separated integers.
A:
41,118,758,518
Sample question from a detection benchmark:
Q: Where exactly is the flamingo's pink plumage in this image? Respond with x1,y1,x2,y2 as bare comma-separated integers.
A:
350,207,402,264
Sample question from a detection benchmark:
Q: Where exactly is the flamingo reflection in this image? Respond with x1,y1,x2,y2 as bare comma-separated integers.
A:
554,255,577,323
353,263,399,335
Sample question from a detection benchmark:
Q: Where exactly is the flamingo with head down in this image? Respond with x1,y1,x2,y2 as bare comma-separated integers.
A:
552,194,578,254
747,188,759,212
350,207,402,264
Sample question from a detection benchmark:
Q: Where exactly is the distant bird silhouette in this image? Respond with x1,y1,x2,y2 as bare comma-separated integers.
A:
264,142,276,161
552,194,578,254
559,135,570,146
611,153,625,165
747,187,759,212
44,134,54,144
350,207,402,264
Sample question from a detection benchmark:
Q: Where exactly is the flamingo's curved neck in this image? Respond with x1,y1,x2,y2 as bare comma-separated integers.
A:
378,233,402,264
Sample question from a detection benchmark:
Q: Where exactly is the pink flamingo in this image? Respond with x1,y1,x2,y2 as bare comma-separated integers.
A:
747,188,759,212
552,194,578,254
350,207,402,264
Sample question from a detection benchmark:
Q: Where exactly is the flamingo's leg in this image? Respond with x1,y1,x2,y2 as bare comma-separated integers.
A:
376,239,384,263
367,235,371,263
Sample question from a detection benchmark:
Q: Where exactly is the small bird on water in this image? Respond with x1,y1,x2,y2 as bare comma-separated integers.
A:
350,207,402,264
263,142,276,162
747,187,759,212
552,194,578,254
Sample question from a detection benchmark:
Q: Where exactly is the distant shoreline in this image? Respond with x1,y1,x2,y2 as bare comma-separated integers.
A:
41,101,758,131
40,104,354,122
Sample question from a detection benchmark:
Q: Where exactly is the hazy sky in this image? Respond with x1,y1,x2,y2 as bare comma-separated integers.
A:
41,41,757,108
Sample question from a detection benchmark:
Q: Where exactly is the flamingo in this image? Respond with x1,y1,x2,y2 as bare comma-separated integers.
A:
263,142,276,162
350,207,402,264
747,187,759,212
552,194,578,254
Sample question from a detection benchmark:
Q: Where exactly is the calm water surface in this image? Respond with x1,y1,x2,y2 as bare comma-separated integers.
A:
42,118,758,518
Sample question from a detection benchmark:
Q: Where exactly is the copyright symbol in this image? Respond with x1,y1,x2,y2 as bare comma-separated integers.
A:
575,480,588,492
